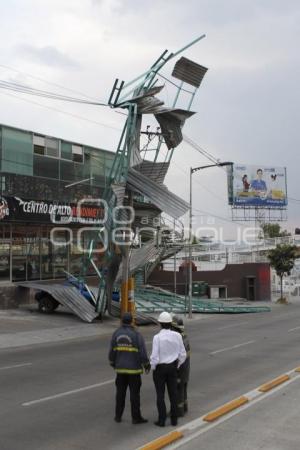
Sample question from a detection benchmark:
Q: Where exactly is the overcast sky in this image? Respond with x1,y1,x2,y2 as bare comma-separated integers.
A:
0,0,299,239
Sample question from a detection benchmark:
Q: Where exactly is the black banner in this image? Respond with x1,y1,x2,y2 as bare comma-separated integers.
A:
0,196,104,224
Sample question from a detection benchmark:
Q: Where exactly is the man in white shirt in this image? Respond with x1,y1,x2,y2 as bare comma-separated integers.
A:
150,311,187,427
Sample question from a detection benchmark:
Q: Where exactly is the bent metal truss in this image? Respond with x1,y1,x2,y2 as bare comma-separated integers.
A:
88,36,208,316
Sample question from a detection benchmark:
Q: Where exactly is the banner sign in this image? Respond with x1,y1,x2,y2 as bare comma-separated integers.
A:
231,165,287,207
0,196,105,224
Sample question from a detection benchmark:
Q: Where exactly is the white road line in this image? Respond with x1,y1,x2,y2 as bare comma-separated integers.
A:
0,363,32,371
217,321,248,330
210,340,255,355
288,326,300,332
22,379,115,406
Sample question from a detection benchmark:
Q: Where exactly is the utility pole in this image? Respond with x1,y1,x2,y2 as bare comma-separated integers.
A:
188,162,233,319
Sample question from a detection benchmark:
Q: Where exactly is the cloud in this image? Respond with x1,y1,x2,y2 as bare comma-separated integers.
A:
15,45,81,69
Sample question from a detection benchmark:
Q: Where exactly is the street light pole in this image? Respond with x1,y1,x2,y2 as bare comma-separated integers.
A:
188,161,233,319
188,167,193,318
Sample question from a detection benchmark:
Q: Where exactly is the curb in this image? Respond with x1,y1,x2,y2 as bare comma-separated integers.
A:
203,396,249,422
139,431,183,450
138,366,300,450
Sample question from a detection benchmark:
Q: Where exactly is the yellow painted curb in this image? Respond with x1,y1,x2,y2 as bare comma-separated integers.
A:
140,431,184,450
258,374,290,392
295,367,300,373
203,396,249,422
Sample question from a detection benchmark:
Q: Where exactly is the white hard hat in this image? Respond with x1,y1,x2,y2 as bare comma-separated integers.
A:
158,311,172,323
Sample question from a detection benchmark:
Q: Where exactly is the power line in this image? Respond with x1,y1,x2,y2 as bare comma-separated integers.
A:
0,63,99,101
0,79,108,106
0,90,123,132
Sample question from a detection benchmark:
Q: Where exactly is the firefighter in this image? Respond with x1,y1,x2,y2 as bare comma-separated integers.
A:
150,311,186,427
109,312,150,424
172,316,190,416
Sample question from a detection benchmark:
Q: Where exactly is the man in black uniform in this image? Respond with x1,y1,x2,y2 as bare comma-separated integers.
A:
172,316,190,416
108,312,150,424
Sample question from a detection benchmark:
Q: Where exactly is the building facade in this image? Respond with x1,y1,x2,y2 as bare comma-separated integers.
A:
0,123,114,283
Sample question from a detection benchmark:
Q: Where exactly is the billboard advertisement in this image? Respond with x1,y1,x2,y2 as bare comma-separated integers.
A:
231,165,287,207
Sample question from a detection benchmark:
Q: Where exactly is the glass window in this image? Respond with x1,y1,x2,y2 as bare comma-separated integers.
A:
72,145,83,163
60,160,75,181
61,141,72,160
33,135,46,155
0,225,10,281
33,155,59,179
34,145,45,155
12,226,27,281
52,229,68,279
46,137,59,158
0,126,2,170
2,127,33,176
33,135,45,146
27,227,41,280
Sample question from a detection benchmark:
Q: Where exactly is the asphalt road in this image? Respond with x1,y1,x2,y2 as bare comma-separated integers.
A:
1,304,300,450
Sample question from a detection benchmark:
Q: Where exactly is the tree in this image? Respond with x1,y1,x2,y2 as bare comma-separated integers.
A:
268,244,297,300
261,223,290,239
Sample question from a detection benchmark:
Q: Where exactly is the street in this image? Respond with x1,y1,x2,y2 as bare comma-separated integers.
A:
1,304,300,450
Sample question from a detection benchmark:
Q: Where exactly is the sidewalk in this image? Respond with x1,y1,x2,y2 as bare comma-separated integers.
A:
177,377,300,450
0,306,119,349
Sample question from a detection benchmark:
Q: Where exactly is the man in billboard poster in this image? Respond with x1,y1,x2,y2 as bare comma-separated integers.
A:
250,169,267,195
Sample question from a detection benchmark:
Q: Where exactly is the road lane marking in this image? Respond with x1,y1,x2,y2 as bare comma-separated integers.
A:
0,363,32,371
217,321,248,330
22,379,115,406
288,326,300,332
210,340,255,355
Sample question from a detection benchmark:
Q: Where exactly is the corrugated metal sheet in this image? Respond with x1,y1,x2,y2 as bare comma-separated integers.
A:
126,85,165,107
124,85,195,149
133,160,170,184
111,183,126,206
115,241,161,283
129,114,143,167
18,282,99,323
154,109,195,149
127,167,189,219
172,57,208,88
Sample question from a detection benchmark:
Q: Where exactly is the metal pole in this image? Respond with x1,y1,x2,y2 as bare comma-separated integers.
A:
173,218,177,296
188,167,193,318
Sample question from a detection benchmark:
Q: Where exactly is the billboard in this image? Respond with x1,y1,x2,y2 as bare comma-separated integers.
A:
231,165,287,207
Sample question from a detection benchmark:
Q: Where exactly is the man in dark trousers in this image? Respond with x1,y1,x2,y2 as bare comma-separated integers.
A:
172,316,190,416
150,311,186,427
109,312,150,424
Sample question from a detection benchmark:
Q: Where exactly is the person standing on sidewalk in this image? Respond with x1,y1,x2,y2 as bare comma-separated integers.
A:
172,316,190,416
108,312,150,424
150,311,186,427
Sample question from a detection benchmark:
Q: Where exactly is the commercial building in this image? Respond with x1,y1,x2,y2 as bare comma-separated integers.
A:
0,123,114,284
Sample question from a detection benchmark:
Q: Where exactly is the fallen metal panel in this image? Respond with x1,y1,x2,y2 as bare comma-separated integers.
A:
17,282,98,323
129,114,143,167
154,109,195,149
115,241,161,284
172,57,208,88
133,160,170,184
134,288,271,314
111,183,126,206
127,167,189,218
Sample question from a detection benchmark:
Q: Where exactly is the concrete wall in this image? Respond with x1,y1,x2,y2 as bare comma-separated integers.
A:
147,263,271,301
0,285,32,309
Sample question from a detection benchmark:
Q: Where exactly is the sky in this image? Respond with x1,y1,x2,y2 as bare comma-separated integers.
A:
0,0,299,240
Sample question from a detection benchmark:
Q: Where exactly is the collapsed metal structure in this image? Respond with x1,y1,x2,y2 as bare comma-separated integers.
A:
88,36,209,316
